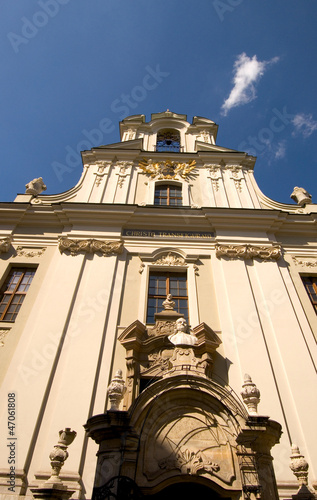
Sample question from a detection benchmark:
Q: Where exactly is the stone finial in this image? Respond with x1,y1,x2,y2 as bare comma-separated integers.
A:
241,374,260,415
46,428,77,484
162,294,175,310
25,177,47,196
291,187,312,206
290,445,309,485
107,369,127,410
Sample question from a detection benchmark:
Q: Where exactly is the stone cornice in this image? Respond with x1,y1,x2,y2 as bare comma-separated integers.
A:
0,203,316,238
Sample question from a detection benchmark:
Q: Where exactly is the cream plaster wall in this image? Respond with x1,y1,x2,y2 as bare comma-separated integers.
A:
1,113,317,499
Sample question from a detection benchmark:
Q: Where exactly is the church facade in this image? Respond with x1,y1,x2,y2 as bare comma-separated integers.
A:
0,111,316,500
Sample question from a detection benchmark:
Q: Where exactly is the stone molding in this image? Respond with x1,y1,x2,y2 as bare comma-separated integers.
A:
0,236,12,254
215,243,282,261
58,237,124,256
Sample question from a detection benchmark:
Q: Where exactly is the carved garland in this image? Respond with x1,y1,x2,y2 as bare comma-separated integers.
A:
215,244,282,261
13,247,46,258
292,257,317,268
58,237,124,256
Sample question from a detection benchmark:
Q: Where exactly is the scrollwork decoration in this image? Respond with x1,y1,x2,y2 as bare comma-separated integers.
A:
58,237,124,256
215,244,282,261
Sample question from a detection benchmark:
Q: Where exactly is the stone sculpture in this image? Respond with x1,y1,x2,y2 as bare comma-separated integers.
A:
291,187,312,206
168,317,197,346
107,369,127,410
25,177,47,196
46,428,77,484
241,374,260,415
162,294,175,310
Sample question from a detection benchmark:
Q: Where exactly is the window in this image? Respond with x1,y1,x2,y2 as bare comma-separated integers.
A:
0,268,36,321
302,276,317,313
147,271,188,323
156,129,181,152
154,184,182,206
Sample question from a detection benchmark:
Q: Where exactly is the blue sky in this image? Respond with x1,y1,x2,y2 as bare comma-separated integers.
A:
1,0,317,205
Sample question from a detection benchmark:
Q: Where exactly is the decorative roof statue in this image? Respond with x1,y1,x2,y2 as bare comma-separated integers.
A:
25,177,47,196
241,374,260,415
291,187,312,206
162,294,175,310
168,317,197,346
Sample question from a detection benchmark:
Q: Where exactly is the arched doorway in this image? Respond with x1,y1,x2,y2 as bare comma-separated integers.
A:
145,482,228,500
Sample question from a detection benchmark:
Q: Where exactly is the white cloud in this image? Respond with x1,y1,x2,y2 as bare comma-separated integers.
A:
221,53,279,115
274,140,286,159
292,113,317,138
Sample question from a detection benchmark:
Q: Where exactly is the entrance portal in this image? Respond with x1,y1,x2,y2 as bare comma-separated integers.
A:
145,482,228,500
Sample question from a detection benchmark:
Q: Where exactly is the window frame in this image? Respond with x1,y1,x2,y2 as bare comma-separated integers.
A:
154,184,183,207
137,253,200,327
301,275,317,314
146,270,189,324
0,266,37,322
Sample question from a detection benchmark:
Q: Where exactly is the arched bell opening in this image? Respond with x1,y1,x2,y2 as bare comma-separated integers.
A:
156,129,181,152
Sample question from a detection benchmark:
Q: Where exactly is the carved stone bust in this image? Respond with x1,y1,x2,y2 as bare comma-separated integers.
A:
168,318,197,346
162,294,175,310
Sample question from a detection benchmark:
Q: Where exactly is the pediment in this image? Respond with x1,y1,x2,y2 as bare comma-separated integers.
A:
193,322,222,351
118,320,147,349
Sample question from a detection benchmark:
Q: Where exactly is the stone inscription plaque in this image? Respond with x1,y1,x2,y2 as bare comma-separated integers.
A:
123,229,214,239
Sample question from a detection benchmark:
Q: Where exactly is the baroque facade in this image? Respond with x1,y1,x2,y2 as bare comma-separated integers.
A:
0,111,316,500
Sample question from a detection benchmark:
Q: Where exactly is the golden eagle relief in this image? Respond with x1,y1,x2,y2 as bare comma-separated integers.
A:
139,159,196,180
